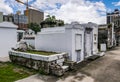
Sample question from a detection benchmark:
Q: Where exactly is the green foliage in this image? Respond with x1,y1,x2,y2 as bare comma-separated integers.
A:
28,23,41,34
0,62,36,82
41,15,64,28
22,50,57,56
57,20,64,26
108,24,112,28
39,68,46,75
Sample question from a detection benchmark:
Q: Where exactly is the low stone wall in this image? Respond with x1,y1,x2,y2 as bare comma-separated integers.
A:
9,50,69,76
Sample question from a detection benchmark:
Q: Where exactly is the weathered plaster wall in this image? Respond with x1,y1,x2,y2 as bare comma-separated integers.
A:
35,22,98,63
0,28,17,57
35,27,72,59
92,26,98,54
71,28,84,62
23,39,35,47
35,26,85,63
0,12,3,23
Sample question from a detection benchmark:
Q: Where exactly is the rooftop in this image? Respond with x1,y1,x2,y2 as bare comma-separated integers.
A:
0,22,18,28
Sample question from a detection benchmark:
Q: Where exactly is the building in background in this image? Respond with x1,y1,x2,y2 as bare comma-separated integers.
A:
2,12,28,30
1,9,44,29
24,9,44,25
107,9,120,46
0,12,3,22
3,14,13,22
98,24,108,49
13,14,28,30
107,9,120,27
107,23,116,48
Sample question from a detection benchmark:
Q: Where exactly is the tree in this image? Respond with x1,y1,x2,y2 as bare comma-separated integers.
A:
28,23,41,34
41,15,64,28
108,24,112,28
56,20,64,26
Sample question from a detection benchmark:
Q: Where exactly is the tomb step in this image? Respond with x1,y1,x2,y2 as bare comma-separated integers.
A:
97,52,105,56
87,55,100,60
62,65,69,72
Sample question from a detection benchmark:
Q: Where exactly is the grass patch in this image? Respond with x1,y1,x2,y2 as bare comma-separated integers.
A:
24,50,58,56
0,62,37,82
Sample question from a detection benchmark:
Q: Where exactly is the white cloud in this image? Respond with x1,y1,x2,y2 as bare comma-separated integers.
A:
31,0,67,11
112,1,120,6
2,0,106,24
5,0,26,14
0,0,13,14
4,0,34,14
32,0,106,24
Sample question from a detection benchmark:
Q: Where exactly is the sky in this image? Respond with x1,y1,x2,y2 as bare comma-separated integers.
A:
1,0,120,24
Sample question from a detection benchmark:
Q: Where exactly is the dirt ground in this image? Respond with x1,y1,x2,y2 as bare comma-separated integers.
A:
16,47,120,82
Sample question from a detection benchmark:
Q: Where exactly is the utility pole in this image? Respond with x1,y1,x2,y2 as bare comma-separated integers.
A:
17,11,21,29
